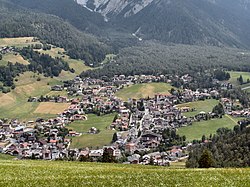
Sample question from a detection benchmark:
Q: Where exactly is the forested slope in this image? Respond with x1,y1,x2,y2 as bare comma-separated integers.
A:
82,42,250,78
0,0,110,66
187,121,250,168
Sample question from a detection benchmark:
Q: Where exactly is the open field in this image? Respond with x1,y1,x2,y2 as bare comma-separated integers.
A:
116,82,173,101
169,159,186,168
228,71,250,92
0,160,249,187
177,99,219,117
69,113,116,149
0,72,63,120
0,53,29,66
34,103,70,115
177,115,238,141
228,71,250,85
0,37,41,48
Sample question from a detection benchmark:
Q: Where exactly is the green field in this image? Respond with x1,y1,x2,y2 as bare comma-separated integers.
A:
0,160,249,187
69,113,116,149
0,72,67,121
177,115,238,141
177,99,219,117
0,53,29,66
228,71,250,85
0,37,41,48
116,82,173,101
228,71,250,92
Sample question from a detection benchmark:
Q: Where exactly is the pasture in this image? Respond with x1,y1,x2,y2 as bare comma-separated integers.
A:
228,71,250,92
177,115,238,141
34,103,70,115
0,72,63,120
69,113,116,149
177,99,219,117
0,160,249,187
115,82,173,101
0,53,29,66
228,71,250,86
0,37,41,48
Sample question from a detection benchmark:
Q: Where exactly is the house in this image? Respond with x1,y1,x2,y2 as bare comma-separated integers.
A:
89,127,98,134
103,146,121,158
125,143,136,154
141,132,162,142
58,96,68,103
127,154,141,164
89,149,103,160
51,85,63,91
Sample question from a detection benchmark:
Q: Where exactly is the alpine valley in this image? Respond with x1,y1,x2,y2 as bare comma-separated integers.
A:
0,0,250,186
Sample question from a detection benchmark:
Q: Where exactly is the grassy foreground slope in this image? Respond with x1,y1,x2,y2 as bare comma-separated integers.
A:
0,160,249,187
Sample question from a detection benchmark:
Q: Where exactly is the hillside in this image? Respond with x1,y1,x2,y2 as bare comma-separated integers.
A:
0,37,91,120
9,0,250,49
82,42,250,78
0,160,249,186
0,0,110,66
75,0,250,48
187,121,250,168
115,83,173,101
9,0,106,35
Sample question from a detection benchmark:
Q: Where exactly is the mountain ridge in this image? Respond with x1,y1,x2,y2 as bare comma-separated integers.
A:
7,0,250,49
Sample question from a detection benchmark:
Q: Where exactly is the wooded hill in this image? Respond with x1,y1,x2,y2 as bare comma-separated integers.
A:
81,42,250,78
0,0,110,66
186,121,250,168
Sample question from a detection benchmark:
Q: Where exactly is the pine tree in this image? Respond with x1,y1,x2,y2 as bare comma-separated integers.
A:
198,149,214,168
149,156,154,165
112,133,118,143
238,75,244,85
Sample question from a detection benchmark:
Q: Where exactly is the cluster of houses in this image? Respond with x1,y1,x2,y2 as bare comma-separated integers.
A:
0,74,247,165
0,46,15,54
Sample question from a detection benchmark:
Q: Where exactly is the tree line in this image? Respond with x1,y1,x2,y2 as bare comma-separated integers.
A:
186,121,250,168
0,47,71,92
81,42,250,79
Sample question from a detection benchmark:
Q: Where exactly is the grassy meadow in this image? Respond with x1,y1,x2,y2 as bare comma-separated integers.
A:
34,103,70,115
0,37,41,48
228,71,250,92
69,113,116,149
0,160,249,187
177,99,219,117
116,82,173,101
177,115,238,141
0,53,29,66
228,71,250,86
0,72,69,121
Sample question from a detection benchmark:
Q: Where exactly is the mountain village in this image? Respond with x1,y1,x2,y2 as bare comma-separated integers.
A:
0,73,247,165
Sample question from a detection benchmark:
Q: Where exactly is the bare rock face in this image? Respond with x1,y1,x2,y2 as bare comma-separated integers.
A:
75,0,155,20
